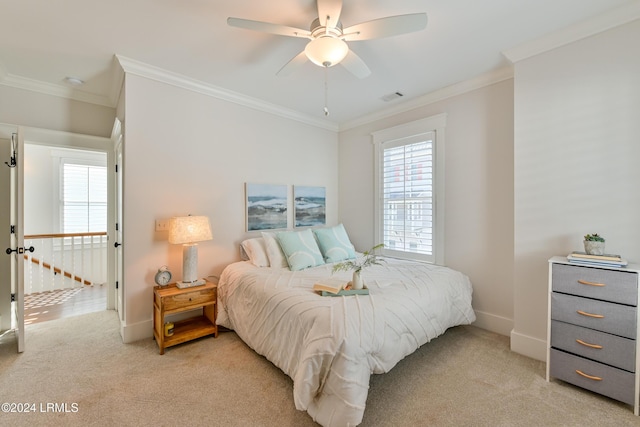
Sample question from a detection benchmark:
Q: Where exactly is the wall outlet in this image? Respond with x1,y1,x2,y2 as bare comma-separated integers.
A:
155,219,169,232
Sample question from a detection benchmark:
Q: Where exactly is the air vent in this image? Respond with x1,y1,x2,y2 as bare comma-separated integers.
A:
381,92,404,102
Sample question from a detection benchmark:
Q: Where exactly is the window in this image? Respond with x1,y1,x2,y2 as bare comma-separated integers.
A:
61,162,107,233
373,114,446,264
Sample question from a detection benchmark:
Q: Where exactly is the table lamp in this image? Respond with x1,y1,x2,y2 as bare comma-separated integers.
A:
168,215,212,288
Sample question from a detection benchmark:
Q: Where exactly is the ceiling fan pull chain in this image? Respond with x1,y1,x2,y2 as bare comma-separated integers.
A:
323,65,329,116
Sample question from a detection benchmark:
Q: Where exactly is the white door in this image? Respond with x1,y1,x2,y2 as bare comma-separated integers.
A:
115,130,124,321
15,128,25,352
0,127,14,334
7,128,26,352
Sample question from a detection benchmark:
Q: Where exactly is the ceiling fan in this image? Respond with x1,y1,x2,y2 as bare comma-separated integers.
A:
228,0,427,79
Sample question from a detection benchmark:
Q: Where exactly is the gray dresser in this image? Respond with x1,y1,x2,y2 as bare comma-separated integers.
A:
547,256,640,415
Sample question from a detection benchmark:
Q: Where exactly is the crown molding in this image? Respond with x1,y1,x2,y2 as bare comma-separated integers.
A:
109,55,125,108
339,66,514,132
0,71,113,108
115,55,338,132
503,3,640,63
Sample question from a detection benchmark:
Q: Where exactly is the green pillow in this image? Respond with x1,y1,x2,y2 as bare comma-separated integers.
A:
313,224,356,263
276,229,325,271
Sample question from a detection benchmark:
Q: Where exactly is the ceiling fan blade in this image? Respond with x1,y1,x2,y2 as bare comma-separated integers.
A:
277,51,308,77
317,0,343,29
342,13,427,41
227,17,311,38
340,50,371,79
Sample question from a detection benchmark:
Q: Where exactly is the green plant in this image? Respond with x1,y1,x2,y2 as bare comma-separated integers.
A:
584,233,605,243
332,244,385,274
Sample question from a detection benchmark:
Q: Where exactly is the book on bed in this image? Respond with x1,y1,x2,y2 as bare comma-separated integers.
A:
313,278,347,294
313,278,369,296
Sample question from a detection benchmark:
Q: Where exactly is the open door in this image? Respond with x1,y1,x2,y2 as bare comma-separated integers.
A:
114,121,124,321
3,127,26,352
14,128,25,352
0,126,15,336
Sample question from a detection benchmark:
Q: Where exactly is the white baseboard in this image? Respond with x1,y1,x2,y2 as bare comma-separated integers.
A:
510,329,547,362
120,318,153,344
472,310,513,336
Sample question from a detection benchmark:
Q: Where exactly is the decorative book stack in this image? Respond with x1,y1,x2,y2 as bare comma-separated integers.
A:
566,251,628,267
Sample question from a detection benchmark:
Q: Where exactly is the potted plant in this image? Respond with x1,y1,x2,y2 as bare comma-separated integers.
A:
584,233,605,255
332,244,385,290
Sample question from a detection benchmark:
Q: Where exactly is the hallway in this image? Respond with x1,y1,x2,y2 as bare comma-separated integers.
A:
24,285,106,325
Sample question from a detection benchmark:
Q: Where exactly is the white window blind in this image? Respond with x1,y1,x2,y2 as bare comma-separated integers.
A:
373,114,446,264
62,163,107,233
382,135,434,256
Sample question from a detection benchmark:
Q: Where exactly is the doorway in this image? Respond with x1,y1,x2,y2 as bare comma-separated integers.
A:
23,144,109,325
1,124,119,351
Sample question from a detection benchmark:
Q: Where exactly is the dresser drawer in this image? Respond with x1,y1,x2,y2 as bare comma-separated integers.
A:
550,320,636,372
552,263,638,306
550,348,636,405
163,287,216,312
551,293,637,339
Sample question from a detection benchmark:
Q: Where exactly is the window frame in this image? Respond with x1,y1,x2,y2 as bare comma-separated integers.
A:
373,114,446,264
59,156,108,234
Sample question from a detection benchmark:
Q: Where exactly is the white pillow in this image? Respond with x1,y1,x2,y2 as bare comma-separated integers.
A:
261,232,289,269
240,238,270,267
276,229,325,271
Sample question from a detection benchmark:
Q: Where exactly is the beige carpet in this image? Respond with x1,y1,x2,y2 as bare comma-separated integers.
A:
0,310,638,426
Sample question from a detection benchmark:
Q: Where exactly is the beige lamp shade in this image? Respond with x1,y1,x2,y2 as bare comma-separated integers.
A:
168,215,212,285
168,216,212,244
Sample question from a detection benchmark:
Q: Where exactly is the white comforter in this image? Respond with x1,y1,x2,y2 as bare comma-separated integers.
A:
216,257,476,426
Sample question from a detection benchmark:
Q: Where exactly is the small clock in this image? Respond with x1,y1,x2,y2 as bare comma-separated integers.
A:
154,266,172,287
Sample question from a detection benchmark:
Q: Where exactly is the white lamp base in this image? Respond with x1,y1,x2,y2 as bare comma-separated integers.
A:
181,243,199,283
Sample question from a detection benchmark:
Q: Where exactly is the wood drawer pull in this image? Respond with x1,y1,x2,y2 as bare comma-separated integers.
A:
576,339,603,349
577,310,604,319
578,279,605,287
575,370,602,381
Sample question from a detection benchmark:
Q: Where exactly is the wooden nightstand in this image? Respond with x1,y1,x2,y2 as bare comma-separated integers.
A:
153,280,218,354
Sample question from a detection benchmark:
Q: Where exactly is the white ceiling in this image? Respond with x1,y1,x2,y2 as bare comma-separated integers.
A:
1,0,637,127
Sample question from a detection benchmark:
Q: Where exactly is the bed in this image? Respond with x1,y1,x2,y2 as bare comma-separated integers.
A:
216,227,476,426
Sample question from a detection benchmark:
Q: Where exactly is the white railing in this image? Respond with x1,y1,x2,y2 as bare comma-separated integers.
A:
24,232,107,295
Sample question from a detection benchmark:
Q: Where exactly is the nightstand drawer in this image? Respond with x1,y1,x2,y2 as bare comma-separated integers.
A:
551,293,637,339
551,320,636,372
552,263,638,306
163,287,215,312
550,348,635,405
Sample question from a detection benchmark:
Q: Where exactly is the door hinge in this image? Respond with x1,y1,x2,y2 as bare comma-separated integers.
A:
11,293,15,302
10,225,15,234
115,281,119,289
5,133,17,168
115,164,118,173
115,223,119,231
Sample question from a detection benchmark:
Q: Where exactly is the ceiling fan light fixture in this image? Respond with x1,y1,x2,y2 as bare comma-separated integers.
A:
304,36,348,67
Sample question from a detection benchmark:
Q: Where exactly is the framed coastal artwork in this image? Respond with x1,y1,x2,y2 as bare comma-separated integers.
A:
245,183,288,231
294,185,326,227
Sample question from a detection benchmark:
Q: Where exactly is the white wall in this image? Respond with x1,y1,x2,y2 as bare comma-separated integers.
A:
512,19,640,360
338,79,515,335
0,85,115,137
23,145,106,235
120,74,339,342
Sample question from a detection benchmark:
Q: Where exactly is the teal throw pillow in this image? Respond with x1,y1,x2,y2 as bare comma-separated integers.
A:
313,224,356,263
276,229,325,271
